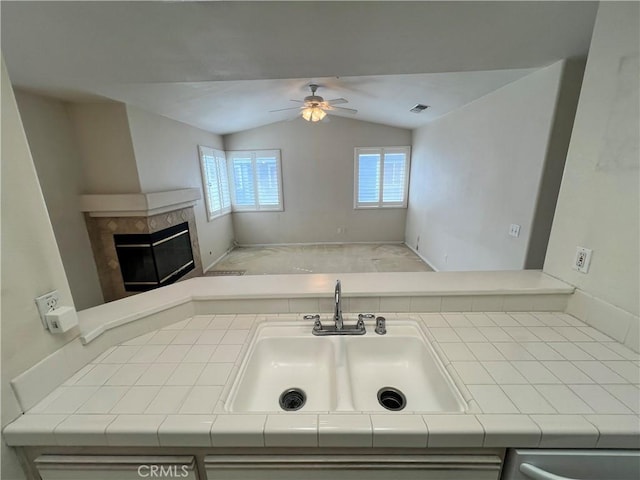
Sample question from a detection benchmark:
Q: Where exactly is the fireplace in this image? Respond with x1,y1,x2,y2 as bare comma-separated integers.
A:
114,222,195,291
81,190,204,302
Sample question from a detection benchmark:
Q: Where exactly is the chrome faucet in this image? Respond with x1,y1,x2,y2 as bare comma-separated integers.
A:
306,279,367,336
334,280,343,330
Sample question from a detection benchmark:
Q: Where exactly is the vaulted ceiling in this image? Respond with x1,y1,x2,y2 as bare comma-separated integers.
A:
1,1,598,134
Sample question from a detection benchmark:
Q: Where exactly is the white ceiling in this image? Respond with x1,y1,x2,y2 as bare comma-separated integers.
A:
1,1,598,134
91,70,540,134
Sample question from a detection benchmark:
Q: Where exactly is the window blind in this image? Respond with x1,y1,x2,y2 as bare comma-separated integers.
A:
198,146,231,220
228,150,283,211
355,147,410,208
357,153,381,204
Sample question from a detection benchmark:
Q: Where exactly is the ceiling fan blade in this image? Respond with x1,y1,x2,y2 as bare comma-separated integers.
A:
329,106,357,114
289,99,304,103
327,98,348,105
269,106,303,113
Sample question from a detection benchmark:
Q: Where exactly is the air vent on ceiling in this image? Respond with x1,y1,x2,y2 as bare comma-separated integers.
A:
410,104,429,113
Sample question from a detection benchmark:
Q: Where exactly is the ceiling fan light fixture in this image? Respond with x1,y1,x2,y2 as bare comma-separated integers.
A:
301,106,326,122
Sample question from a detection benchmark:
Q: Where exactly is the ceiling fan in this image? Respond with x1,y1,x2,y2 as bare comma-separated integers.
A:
270,84,357,122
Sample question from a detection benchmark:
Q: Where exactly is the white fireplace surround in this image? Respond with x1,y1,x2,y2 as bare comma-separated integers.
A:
80,188,201,217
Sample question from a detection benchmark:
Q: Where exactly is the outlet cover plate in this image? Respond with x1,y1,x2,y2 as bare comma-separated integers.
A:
509,224,521,237
573,247,593,273
35,291,60,329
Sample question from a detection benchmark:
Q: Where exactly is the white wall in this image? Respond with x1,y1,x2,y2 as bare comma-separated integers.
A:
1,58,78,480
125,106,234,270
68,102,141,194
405,61,569,271
14,91,104,310
224,116,411,244
544,2,639,317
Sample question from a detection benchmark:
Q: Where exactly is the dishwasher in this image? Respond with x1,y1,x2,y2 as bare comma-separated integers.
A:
502,449,640,480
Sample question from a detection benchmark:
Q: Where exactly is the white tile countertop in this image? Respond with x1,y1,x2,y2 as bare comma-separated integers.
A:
5,311,639,450
76,271,573,343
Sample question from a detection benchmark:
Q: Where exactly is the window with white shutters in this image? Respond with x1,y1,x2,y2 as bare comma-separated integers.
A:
354,147,410,208
198,146,231,220
228,150,283,211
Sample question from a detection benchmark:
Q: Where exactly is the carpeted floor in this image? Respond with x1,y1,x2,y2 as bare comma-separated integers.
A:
205,244,432,275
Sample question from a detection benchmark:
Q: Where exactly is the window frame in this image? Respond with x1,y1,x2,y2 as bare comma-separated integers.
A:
227,149,284,212
198,146,231,221
353,146,411,209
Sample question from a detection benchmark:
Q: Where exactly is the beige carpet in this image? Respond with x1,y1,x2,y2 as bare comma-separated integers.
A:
205,244,432,276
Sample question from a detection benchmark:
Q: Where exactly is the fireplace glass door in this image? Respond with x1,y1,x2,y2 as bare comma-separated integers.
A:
114,222,195,291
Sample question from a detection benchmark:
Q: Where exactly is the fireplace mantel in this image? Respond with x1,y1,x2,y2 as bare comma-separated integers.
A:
80,188,201,217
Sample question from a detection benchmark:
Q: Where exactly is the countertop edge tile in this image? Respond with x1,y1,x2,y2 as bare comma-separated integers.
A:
423,414,484,448
585,415,640,449
318,414,373,448
105,414,165,447
158,414,216,447
54,414,117,446
370,414,428,448
529,415,600,448
264,414,319,447
476,414,541,448
210,414,267,447
2,414,67,446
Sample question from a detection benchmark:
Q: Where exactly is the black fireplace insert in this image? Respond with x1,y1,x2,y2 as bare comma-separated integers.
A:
114,222,195,292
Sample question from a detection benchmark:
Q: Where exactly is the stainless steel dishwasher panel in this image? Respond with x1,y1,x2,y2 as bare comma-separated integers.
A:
502,449,640,480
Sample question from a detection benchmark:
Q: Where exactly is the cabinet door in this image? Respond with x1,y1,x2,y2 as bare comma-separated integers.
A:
35,455,197,480
204,454,502,480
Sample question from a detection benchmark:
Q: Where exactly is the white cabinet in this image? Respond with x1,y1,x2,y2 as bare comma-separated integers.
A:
35,455,197,480
204,454,502,480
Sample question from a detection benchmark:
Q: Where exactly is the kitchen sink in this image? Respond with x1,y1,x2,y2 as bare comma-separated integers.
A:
225,320,466,413
345,330,466,412
225,325,337,412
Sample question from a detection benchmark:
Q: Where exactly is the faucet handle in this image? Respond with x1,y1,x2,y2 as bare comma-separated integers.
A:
358,313,375,320
303,314,322,330
375,316,386,335
303,314,323,331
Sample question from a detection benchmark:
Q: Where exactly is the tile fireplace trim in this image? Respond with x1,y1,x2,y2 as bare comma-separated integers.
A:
80,188,201,217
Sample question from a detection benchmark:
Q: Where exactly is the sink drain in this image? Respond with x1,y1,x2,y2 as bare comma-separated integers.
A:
279,388,307,411
377,387,407,411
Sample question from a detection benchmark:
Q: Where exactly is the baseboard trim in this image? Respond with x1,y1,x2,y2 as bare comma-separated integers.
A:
404,243,439,272
234,241,405,248
203,247,234,273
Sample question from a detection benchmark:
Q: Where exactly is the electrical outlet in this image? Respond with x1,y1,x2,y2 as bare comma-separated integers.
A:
509,224,521,237
573,246,592,273
35,290,60,329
